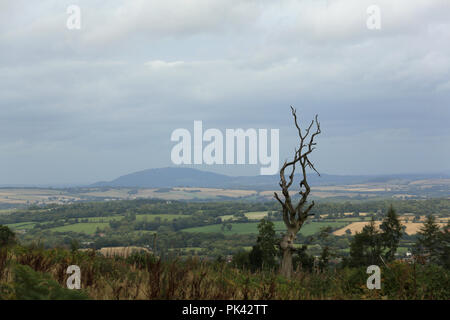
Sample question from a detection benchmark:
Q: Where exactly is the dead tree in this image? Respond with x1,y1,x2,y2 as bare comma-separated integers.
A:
274,106,321,278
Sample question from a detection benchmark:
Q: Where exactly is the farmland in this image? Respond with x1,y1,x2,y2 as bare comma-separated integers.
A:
50,222,110,234
220,211,269,221
182,221,350,236
84,214,188,223
333,221,448,236
0,174,449,209
0,197,448,261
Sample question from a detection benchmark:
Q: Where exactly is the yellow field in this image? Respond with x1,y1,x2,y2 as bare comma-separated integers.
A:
0,188,81,205
333,221,447,236
98,246,151,258
220,211,269,221
173,187,257,197
0,187,260,206
259,190,379,199
0,178,448,206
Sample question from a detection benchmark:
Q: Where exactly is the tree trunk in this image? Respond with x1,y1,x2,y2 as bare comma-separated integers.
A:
280,229,296,278
274,108,321,279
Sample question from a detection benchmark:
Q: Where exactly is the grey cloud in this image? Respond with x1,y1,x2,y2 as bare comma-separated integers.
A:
0,0,449,184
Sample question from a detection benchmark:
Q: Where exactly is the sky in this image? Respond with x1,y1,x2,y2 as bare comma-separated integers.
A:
1,0,449,185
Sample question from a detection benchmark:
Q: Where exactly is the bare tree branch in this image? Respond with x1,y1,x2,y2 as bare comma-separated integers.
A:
275,107,321,229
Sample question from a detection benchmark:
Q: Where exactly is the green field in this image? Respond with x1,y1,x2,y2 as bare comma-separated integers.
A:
50,222,109,234
6,222,36,230
0,209,17,215
84,214,188,223
48,214,188,234
397,247,411,254
182,221,349,236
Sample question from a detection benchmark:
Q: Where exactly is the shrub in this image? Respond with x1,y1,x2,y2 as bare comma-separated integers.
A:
13,264,89,300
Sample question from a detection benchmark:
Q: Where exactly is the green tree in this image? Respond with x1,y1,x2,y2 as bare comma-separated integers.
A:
249,219,278,271
318,227,333,271
0,225,16,247
232,250,251,270
414,215,441,263
292,245,314,272
124,211,136,222
349,218,383,267
13,265,88,300
70,239,80,252
380,205,403,261
437,221,449,268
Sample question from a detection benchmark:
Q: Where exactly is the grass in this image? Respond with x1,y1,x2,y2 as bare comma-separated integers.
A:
397,247,410,254
182,221,349,236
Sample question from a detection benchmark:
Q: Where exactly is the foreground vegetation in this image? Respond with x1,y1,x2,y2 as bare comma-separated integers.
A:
0,244,448,300
0,204,448,300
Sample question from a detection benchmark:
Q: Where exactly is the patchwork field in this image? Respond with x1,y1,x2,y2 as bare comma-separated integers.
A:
0,187,260,207
0,176,449,208
5,213,189,235
0,188,82,206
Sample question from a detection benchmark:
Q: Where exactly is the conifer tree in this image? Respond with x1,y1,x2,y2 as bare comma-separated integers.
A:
437,221,449,268
349,217,383,267
415,215,440,263
380,205,403,261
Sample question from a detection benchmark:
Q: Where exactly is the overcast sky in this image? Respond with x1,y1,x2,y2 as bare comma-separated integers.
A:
1,0,449,185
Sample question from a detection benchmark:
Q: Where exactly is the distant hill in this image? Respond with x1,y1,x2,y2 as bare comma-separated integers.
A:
91,167,234,189
89,167,450,190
